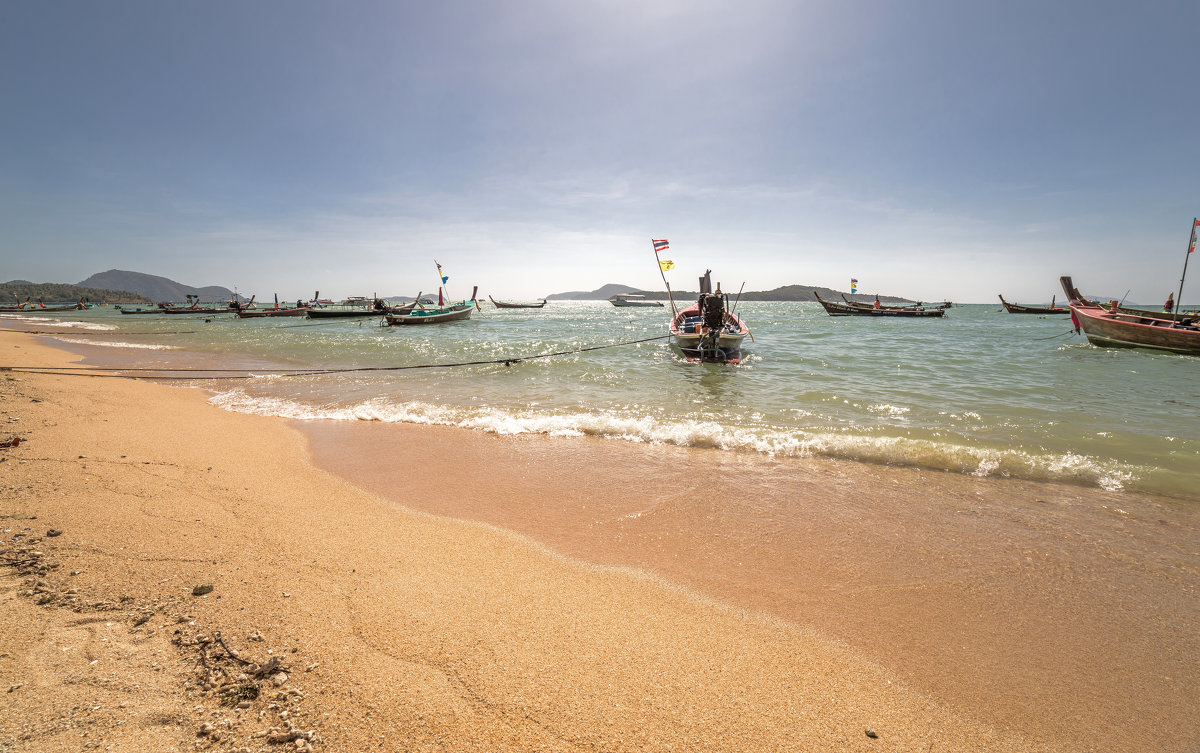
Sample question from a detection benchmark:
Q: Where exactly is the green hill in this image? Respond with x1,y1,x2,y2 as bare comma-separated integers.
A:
1,281,150,304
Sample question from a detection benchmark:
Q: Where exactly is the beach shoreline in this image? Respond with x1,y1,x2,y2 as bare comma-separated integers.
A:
2,328,1198,752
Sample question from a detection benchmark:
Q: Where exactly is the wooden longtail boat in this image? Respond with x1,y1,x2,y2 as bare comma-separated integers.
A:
5,298,92,312
998,294,1069,314
237,307,308,318
162,306,237,314
840,291,950,309
386,287,478,325
385,303,474,325
1059,277,1191,321
668,271,749,363
815,293,944,317
305,298,390,318
489,296,547,309
1061,276,1200,355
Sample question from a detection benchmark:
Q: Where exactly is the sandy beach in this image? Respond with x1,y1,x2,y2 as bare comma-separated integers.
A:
2,328,1198,752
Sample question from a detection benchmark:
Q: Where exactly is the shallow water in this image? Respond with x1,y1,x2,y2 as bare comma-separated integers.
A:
9,300,1199,501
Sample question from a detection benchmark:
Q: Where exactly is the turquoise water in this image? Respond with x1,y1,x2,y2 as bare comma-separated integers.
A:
9,301,1200,501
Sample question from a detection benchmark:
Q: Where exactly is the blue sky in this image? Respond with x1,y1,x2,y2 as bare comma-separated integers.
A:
2,0,1198,303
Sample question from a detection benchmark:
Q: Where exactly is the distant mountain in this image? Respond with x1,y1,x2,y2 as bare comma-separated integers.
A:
77,270,235,303
546,283,641,300
547,283,914,303
1,280,150,304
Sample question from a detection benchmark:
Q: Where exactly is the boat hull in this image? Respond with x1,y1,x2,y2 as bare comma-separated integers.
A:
305,308,385,318
237,308,308,318
385,303,475,325
669,307,749,363
1069,303,1200,355
815,294,944,317
610,299,663,307
998,295,1069,314
490,296,546,309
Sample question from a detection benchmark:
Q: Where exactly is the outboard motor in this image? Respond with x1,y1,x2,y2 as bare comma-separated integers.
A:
700,293,726,330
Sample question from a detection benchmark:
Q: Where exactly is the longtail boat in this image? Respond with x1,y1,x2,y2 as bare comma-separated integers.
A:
7,298,93,312
489,296,547,309
305,297,390,318
237,307,308,318
998,294,1070,314
815,292,944,317
386,286,478,326
1062,276,1200,355
668,271,749,363
840,291,950,309
1059,277,1189,321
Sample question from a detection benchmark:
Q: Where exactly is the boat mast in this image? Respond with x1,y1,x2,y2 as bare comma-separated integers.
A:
1174,217,1198,322
651,239,677,318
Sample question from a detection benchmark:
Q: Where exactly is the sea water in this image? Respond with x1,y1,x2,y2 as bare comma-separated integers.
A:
9,301,1200,502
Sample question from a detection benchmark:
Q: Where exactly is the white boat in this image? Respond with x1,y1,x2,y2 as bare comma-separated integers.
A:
609,293,663,307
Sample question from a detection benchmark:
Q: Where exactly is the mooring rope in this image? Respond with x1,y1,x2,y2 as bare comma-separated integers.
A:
0,334,673,380
1031,330,1077,341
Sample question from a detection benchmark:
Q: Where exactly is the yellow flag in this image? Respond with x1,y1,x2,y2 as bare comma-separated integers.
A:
659,259,675,271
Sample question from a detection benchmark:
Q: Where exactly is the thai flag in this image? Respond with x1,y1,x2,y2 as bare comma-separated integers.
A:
652,239,669,253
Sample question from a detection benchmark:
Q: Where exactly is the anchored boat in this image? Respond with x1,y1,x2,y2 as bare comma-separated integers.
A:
998,294,1069,314
1062,276,1200,356
814,292,944,317
610,294,663,307
489,296,547,309
669,272,749,363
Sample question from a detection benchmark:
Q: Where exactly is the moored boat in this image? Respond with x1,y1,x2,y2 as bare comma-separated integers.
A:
305,297,390,318
1062,276,1200,356
237,307,308,318
3,298,92,312
610,293,663,307
385,303,474,325
998,294,1069,314
667,271,749,363
490,296,547,309
814,293,944,317
385,286,478,325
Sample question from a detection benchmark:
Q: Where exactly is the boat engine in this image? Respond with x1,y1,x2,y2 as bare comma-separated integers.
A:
700,293,726,330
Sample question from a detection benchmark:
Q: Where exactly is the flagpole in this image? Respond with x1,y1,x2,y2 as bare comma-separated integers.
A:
652,240,678,319
435,261,452,303
1173,217,1197,323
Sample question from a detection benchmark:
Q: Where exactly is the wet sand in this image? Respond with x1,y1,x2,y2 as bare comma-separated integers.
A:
303,420,1200,753
2,327,1197,752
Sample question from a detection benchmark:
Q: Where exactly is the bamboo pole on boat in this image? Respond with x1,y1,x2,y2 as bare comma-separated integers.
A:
1174,217,1198,323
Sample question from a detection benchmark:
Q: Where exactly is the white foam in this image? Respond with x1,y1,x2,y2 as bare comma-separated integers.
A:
207,389,1140,492
55,337,176,350
0,314,116,331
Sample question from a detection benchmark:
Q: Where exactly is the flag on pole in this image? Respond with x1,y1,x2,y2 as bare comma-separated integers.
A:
1190,219,1198,254
659,260,675,271
652,239,669,253
850,278,858,293
436,261,449,284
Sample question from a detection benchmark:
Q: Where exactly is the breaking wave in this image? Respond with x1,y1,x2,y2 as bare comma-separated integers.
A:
208,388,1141,492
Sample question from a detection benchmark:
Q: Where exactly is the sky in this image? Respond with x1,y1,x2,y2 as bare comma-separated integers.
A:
2,0,1199,303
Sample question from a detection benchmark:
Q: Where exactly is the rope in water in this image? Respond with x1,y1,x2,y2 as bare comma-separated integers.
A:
1031,330,1078,341
0,334,673,380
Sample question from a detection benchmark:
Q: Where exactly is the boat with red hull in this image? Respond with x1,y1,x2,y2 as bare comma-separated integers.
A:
1061,276,1200,356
